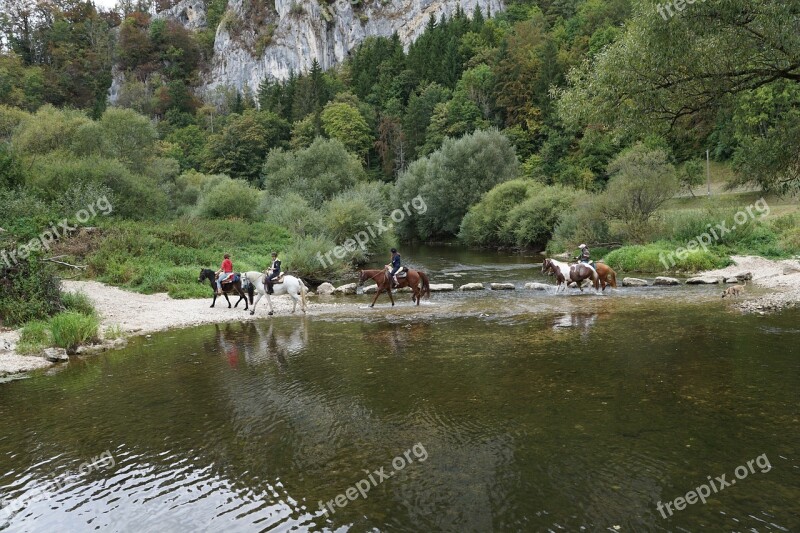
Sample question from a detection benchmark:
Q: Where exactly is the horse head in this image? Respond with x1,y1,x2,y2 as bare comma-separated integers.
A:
542,259,553,275
198,269,214,283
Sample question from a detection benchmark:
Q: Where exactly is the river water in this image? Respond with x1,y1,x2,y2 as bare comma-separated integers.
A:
1,246,798,532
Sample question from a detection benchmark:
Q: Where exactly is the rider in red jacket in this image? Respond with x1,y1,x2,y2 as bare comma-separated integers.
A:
216,254,234,295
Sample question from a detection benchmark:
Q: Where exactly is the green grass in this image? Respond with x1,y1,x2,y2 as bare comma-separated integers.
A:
49,311,99,353
603,243,731,273
61,291,96,316
16,320,52,354
83,218,294,298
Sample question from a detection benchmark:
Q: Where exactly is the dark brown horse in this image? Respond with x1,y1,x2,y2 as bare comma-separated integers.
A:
198,269,250,310
357,268,431,307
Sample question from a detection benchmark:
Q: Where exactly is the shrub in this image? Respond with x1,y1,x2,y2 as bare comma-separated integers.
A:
500,185,581,249
61,291,96,316
195,178,259,219
27,154,167,219
0,256,62,326
321,191,394,259
460,180,540,246
283,235,352,282
549,192,611,254
49,311,99,353
256,192,323,236
262,138,367,208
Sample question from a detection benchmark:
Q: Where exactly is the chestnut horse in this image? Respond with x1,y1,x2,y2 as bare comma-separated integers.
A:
594,262,617,290
541,258,600,292
357,268,431,307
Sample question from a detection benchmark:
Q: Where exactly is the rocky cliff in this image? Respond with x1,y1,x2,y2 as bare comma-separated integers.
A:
161,0,504,96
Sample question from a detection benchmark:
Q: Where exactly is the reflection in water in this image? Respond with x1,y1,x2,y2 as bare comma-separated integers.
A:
0,307,799,532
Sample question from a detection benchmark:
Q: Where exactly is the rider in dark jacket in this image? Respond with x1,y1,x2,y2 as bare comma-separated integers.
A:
387,248,401,288
574,244,591,264
265,252,281,294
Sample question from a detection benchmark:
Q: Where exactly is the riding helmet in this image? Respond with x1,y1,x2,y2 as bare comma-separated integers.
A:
390,248,397,253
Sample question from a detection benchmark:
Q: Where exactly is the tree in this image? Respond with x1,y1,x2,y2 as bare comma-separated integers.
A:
403,82,451,160
320,101,373,160
392,129,519,240
558,0,800,190
602,144,678,239
203,110,290,182
99,107,158,172
262,137,366,208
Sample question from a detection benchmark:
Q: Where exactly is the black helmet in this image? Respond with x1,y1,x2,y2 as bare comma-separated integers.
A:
271,251,278,257
390,248,397,253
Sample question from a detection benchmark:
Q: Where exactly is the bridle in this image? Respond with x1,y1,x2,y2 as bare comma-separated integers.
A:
358,269,386,286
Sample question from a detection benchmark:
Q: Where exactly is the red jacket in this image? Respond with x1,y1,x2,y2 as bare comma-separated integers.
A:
221,258,233,272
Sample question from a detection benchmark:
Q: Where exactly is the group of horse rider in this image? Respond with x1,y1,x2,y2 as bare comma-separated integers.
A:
214,245,590,295
215,252,282,296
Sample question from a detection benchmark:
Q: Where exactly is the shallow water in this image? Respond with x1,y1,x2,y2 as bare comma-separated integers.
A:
1,247,799,532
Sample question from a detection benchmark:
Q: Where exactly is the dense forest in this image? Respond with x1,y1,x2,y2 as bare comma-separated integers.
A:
1,0,798,326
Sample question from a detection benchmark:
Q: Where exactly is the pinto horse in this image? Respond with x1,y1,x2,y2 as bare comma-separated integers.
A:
198,269,251,310
357,268,431,307
541,258,600,292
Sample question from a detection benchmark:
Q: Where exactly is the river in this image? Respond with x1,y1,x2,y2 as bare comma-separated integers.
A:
1,246,798,531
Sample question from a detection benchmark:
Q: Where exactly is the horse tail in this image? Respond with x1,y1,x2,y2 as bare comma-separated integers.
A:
609,268,617,288
300,278,307,309
419,271,431,299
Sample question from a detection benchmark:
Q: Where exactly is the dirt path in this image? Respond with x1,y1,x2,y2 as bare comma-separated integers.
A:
701,255,800,313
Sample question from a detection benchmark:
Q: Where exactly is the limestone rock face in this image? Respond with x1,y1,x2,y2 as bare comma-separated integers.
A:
202,0,504,95
155,0,208,30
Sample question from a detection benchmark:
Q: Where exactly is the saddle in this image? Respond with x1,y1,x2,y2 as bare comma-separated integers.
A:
219,273,240,285
263,274,285,285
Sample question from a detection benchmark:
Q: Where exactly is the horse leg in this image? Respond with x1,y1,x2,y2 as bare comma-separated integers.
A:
388,286,395,307
224,293,232,308
250,291,263,316
210,293,216,308
369,288,382,308
240,288,248,310
266,294,274,316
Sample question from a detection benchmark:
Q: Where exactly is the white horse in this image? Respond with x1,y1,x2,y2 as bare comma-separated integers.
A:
242,271,307,316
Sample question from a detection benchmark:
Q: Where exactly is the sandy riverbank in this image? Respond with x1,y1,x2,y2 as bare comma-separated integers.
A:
0,281,353,378
701,255,800,313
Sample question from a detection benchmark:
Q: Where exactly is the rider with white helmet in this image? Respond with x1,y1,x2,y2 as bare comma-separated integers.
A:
574,244,591,264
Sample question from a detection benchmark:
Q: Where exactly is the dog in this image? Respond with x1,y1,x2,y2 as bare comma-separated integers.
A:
721,280,746,298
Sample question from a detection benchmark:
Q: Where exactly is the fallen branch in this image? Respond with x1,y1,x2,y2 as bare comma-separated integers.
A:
41,258,86,270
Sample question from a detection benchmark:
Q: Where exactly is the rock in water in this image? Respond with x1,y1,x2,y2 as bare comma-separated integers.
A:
654,277,680,286
316,282,335,295
490,283,515,290
622,278,648,287
686,277,721,284
43,348,68,363
429,284,453,292
333,283,358,295
459,283,485,291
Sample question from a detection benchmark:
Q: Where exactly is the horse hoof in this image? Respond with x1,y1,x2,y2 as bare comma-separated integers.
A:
268,311,274,316
250,311,255,316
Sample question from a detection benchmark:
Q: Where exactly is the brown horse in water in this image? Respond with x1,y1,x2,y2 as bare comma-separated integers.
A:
594,262,617,290
358,268,431,307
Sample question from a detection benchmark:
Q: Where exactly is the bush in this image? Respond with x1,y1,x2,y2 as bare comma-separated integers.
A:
0,256,62,326
257,192,324,236
61,291,96,316
460,179,539,246
262,138,367,208
393,129,519,240
283,235,352,282
500,185,581,249
195,178,259,219
549,192,611,254
27,154,167,219
321,191,394,259
49,311,99,353
603,243,730,273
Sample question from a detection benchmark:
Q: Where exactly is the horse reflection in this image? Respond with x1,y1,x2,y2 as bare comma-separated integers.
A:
551,312,600,338
362,322,429,356
240,319,309,367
